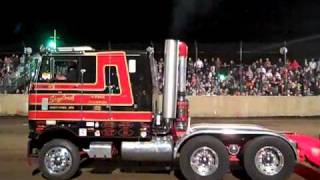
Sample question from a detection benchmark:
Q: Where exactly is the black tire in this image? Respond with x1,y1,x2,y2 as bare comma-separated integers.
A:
243,136,295,180
179,136,229,180
174,169,186,180
230,168,251,180
230,148,251,180
39,139,80,180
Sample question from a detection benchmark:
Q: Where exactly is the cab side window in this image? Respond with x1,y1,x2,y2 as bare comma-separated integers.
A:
80,56,96,83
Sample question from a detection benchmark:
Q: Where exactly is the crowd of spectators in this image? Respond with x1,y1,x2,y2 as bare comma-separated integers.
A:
2,52,320,96
0,54,34,94
157,56,320,96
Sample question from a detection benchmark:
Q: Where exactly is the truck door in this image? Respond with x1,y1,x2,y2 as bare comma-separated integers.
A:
79,55,98,120
96,52,135,137
96,52,152,138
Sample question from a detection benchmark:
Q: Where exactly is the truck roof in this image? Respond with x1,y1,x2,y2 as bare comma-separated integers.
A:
45,50,147,57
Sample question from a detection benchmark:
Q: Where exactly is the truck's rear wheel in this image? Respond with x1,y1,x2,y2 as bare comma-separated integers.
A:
243,136,295,180
179,136,229,180
39,139,80,180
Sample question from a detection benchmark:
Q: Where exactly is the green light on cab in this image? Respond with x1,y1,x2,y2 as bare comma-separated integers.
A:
47,40,56,49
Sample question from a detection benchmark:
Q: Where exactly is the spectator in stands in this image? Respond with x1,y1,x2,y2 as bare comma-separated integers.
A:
194,58,204,73
215,57,221,72
277,58,284,67
0,58,3,69
289,59,300,71
304,59,309,68
316,58,320,73
265,58,272,68
309,58,317,72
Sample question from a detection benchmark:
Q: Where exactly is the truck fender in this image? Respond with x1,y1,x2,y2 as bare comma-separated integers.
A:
173,123,297,160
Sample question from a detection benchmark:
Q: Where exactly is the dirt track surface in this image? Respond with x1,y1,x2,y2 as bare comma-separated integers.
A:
0,116,319,180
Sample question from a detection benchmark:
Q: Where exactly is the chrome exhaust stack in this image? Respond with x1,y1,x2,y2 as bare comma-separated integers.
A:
175,41,189,135
178,41,188,97
162,40,179,121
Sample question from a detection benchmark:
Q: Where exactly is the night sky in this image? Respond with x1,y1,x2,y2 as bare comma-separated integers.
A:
1,0,320,48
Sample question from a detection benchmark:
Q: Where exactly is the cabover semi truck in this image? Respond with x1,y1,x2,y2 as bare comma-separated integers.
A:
27,40,298,180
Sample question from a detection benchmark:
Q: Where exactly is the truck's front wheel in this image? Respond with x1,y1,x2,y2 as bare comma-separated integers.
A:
39,139,80,180
179,136,229,180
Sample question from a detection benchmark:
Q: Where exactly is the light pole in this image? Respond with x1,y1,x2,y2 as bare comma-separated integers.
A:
240,41,243,65
280,41,288,65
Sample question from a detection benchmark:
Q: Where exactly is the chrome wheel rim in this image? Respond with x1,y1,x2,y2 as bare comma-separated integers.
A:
254,146,284,176
190,146,219,176
44,147,73,175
